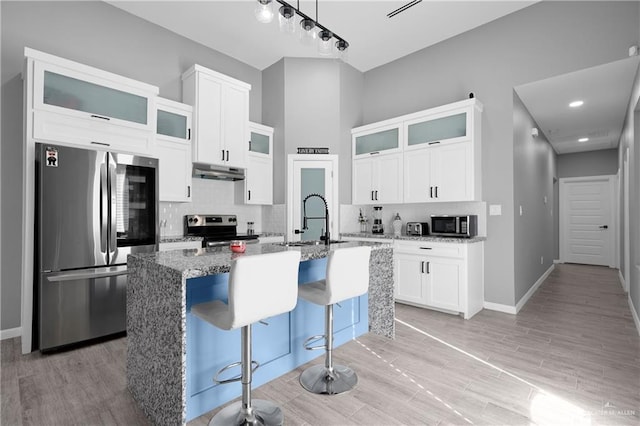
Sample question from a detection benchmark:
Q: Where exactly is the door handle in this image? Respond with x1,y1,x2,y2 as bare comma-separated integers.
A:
108,159,117,257
294,229,304,234
100,162,108,253
599,225,608,229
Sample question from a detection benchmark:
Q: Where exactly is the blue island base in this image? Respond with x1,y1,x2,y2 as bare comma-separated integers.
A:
185,257,369,422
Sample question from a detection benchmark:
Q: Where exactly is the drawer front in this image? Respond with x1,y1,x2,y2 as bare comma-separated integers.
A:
394,241,463,258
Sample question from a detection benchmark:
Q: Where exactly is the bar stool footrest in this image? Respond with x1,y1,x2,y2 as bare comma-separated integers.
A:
299,364,358,395
208,399,284,426
302,334,326,351
214,360,260,385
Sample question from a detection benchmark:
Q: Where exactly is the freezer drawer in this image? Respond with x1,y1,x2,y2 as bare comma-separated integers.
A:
39,266,127,351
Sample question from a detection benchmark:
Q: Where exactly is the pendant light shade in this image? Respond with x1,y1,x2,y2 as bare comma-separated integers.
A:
318,30,333,56
299,18,317,44
254,0,275,23
278,5,296,34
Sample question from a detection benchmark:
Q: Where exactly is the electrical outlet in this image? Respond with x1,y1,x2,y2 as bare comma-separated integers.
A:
520,205,523,216
544,196,547,204
541,256,544,265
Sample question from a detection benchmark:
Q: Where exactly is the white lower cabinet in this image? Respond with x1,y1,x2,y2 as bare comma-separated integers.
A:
394,240,483,319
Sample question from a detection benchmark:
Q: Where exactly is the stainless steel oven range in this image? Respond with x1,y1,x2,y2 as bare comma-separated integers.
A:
184,214,259,248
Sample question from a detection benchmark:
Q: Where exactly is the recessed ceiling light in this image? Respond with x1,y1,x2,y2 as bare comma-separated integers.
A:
578,137,589,142
569,100,584,108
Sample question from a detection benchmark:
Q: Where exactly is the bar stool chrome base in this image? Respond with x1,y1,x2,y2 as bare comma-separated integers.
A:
299,364,358,395
209,399,283,426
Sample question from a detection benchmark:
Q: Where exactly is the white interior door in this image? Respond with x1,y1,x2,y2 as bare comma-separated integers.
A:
288,155,338,242
560,176,615,267
623,149,630,291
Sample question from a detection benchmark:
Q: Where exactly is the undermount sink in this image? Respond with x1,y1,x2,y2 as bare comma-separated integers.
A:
278,240,348,247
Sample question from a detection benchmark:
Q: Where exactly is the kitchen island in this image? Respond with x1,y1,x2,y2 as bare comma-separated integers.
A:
126,241,393,425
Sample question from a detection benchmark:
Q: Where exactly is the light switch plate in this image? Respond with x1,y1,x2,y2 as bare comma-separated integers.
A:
489,204,502,216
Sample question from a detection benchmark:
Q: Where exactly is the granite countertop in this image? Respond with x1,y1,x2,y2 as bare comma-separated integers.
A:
259,232,285,237
131,240,392,279
341,232,486,244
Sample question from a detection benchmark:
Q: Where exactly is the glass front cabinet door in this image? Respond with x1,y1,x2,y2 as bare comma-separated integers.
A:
30,57,158,154
243,122,273,205
404,107,471,151
352,121,402,159
155,97,193,203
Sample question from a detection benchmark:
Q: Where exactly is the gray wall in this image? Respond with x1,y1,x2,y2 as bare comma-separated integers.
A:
361,1,639,306
557,149,619,178
617,61,640,322
512,92,557,303
263,58,363,205
0,1,263,331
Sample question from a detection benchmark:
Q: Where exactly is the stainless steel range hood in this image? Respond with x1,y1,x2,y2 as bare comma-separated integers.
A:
193,163,245,181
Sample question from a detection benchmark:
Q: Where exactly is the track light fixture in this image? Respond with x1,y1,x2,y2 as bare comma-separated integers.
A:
255,0,349,58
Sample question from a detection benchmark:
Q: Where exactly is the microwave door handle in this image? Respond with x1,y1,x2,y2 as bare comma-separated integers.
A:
100,162,108,254
108,156,117,259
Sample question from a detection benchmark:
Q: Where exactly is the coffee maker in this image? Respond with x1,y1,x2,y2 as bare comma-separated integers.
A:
372,206,384,234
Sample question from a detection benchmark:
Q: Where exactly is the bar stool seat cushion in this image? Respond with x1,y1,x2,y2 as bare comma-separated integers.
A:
298,246,371,306
192,250,301,331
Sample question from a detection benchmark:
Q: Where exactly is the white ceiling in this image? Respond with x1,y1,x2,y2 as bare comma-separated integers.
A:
515,56,640,155
106,0,535,72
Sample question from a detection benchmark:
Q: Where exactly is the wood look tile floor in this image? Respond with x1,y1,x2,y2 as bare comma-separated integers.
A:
2,264,639,425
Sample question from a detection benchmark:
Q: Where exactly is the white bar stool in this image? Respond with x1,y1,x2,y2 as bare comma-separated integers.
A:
192,250,301,426
298,246,371,395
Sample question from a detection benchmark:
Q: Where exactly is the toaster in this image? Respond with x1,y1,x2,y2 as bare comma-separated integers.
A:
406,222,429,236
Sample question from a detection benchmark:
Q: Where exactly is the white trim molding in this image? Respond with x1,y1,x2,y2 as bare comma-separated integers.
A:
483,302,517,315
629,296,640,337
1,327,22,341
618,270,627,293
515,264,554,313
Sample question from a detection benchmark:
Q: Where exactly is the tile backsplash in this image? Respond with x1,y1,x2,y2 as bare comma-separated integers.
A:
159,178,262,237
340,202,487,237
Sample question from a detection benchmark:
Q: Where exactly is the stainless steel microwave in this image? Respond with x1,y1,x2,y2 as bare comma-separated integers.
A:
430,215,477,238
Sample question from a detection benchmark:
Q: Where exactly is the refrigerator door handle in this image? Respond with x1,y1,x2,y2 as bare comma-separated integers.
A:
100,162,108,253
108,157,118,259
45,265,128,282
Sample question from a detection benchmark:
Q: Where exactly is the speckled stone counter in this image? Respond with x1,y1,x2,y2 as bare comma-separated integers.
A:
127,241,393,425
341,232,486,244
160,235,204,244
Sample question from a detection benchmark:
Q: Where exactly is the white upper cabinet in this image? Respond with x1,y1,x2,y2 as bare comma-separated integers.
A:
353,98,482,205
404,107,471,151
242,122,273,205
182,64,250,169
352,121,402,159
352,153,403,205
26,48,158,155
155,97,193,203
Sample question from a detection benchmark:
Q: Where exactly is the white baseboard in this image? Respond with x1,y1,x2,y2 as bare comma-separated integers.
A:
618,270,627,292
483,302,517,315
629,297,640,337
553,259,562,264
0,327,21,340
515,264,555,313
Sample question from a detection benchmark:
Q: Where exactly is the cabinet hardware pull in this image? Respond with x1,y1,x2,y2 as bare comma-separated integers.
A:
426,262,430,274
221,150,225,161
369,151,380,155
248,190,251,201
598,225,608,229
259,320,269,326
226,150,229,161
91,141,110,146
371,190,374,201
249,140,251,150
188,129,191,140
375,190,379,200
435,186,438,198
90,114,110,121
430,186,433,198
428,141,440,145
187,186,191,198
421,261,425,274
419,247,432,250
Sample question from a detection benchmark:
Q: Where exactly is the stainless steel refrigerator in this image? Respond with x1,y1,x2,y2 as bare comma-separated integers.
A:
35,143,158,351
